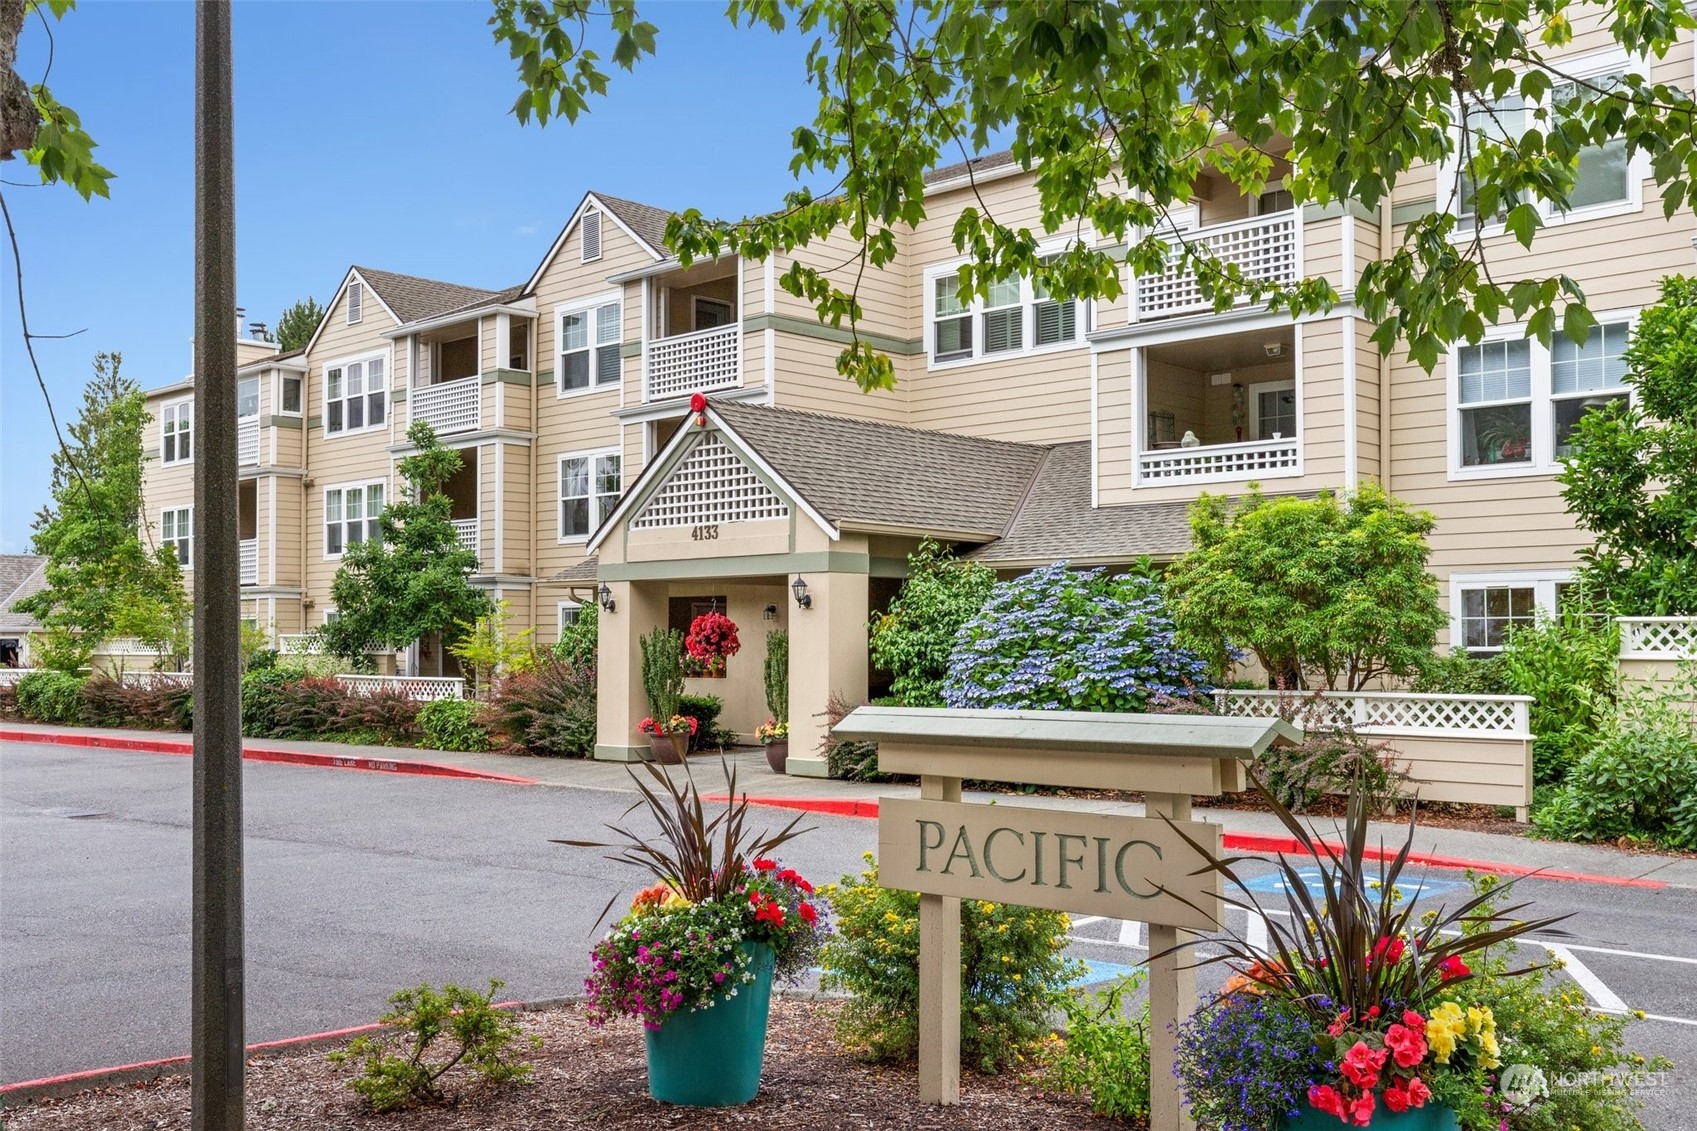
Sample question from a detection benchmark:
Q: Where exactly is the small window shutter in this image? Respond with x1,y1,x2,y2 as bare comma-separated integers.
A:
983,308,1022,353
581,211,602,262
348,282,363,324
1034,300,1075,345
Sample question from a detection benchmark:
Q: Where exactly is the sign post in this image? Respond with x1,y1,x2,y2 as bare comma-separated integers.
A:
833,707,1300,1131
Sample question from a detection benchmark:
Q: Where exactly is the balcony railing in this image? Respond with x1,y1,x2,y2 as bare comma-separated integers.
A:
239,538,257,585
645,323,741,401
1135,210,1298,320
1619,617,1697,661
451,517,480,565
411,375,481,435
237,417,259,466
1138,436,1299,484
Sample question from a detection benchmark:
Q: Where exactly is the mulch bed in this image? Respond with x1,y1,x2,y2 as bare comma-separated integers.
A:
4,999,1130,1131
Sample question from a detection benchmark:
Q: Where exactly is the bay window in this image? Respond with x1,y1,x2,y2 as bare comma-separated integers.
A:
325,355,387,436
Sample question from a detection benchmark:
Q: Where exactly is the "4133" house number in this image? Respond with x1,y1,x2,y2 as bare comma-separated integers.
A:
691,525,720,541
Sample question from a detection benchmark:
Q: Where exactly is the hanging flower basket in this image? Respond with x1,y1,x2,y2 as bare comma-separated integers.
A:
685,612,741,677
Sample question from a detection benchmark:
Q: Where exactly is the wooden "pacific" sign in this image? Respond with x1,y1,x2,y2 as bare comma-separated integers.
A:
878,799,1223,932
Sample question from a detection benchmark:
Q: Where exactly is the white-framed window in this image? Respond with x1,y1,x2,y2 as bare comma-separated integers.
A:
693,296,734,330
324,354,387,436
161,506,192,567
279,374,303,415
557,294,621,394
1448,571,1571,653
1449,312,1636,478
1248,380,1298,441
924,256,1085,368
238,376,259,420
324,607,340,626
347,281,363,324
558,450,621,541
161,400,193,464
557,600,584,633
324,481,384,558
581,209,601,262
1445,47,1647,231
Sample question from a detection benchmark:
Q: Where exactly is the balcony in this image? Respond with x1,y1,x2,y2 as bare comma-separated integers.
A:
1136,326,1300,486
1134,210,1298,321
237,417,259,466
451,517,480,565
239,539,257,585
645,323,741,401
1138,436,1298,483
411,375,481,435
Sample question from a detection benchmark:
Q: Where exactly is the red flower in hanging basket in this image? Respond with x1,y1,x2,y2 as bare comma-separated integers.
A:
685,611,741,662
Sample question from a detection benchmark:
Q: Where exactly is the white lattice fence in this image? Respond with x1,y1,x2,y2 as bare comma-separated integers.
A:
237,417,259,466
632,434,789,528
1620,617,1697,661
0,668,38,687
1136,211,1298,318
645,323,741,400
1215,690,1531,736
411,376,480,435
121,671,193,689
1139,438,1298,483
336,675,465,702
239,539,258,585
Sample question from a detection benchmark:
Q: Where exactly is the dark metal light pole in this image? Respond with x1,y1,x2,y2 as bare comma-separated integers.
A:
192,2,244,1128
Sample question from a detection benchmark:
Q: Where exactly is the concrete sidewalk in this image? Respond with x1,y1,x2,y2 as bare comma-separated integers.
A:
6,720,1695,888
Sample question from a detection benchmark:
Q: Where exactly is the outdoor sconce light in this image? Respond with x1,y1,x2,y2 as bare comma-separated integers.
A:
763,604,778,621
598,583,616,614
791,576,812,610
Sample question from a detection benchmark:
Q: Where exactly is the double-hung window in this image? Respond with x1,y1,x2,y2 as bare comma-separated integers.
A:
161,507,192,566
1554,71,1631,212
238,377,259,421
161,401,192,464
279,374,303,415
325,356,387,435
1457,94,1528,226
1452,317,1635,475
926,259,1083,366
559,450,620,540
324,482,384,557
558,297,621,393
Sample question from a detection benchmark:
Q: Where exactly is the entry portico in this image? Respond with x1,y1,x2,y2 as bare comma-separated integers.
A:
584,399,1049,775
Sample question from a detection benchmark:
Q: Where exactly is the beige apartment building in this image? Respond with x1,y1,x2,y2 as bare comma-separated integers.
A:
140,19,1696,774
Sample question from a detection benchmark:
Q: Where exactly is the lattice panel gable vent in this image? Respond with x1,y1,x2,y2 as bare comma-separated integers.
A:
631,434,790,529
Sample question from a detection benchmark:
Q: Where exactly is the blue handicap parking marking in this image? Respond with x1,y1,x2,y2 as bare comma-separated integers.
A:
1242,867,1463,903
1071,958,1143,987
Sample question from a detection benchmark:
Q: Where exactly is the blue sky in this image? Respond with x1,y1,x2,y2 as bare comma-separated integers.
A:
1,0,838,552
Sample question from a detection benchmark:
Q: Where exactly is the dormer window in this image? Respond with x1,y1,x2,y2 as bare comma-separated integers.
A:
348,281,363,324
581,210,602,262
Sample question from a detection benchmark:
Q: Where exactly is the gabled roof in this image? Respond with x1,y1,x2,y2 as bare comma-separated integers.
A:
924,148,1020,187
0,554,47,632
353,267,506,324
521,190,672,293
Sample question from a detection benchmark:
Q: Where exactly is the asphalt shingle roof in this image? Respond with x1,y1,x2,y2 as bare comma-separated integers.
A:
924,149,1020,187
592,193,674,255
549,556,600,584
0,554,47,632
353,267,506,324
711,401,1046,537
966,443,1196,566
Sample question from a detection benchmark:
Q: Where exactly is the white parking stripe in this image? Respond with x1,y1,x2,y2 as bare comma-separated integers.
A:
1247,912,1269,953
1543,945,1630,1012
1118,920,1143,947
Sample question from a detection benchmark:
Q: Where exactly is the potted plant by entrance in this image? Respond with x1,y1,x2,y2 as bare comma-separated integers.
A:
685,611,741,678
640,627,687,760
761,629,788,772
1170,785,1565,1130
558,761,829,1107
755,719,789,773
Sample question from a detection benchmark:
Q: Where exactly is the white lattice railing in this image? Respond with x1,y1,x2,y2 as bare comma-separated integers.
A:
1215,690,1532,737
0,668,38,686
451,518,480,563
411,375,481,435
121,671,192,689
239,538,258,585
1139,437,1299,483
1619,617,1697,661
237,417,259,466
277,634,321,655
336,674,465,702
645,323,741,401
1136,210,1298,319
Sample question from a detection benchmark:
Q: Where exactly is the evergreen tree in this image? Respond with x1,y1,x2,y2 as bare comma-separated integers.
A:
274,296,325,352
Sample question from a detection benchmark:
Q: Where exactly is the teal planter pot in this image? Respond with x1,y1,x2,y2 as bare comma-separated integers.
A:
643,941,776,1106
1282,1101,1458,1131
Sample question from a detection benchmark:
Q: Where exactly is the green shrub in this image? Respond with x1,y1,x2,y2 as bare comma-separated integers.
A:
353,688,421,745
764,628,788,721
869,539,997,707
267,676,362,740
819,853,1082,1073
1460,874,1672,1131
0,682,18,719
1498,613,1619,786
1532,676,1697,851
639,626,685,721
240,668,293,737
552,602,598,669
822,692,890,781
417,697,490,752
16,670,86,724
676,692,723,752
1252,705,1406,812
326,979,537,1112
1043,972,1151,1121
1410,650,1512,695
488,656,596,758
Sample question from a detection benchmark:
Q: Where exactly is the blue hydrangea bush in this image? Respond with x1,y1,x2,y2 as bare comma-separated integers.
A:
941,563,1212,712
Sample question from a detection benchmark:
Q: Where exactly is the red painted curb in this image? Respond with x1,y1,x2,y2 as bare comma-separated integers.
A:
0,729,538,785
719,794,1668,891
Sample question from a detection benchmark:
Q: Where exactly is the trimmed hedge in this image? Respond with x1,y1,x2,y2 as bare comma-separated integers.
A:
16,671,86,724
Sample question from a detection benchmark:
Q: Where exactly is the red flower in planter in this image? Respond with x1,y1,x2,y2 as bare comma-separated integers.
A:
1438,954,1471,982
1307,1084,1346,1121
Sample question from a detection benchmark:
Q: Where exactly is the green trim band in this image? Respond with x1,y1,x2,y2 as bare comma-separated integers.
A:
743,313,923,356
600,551,871,582
1391,198,1436,226
620,341,642,358
391,388,407,403
536,369,555,388
479,368,535,387
144,447,162,460
261,415,303,430
1301,200,1377,224
306,416,322,431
